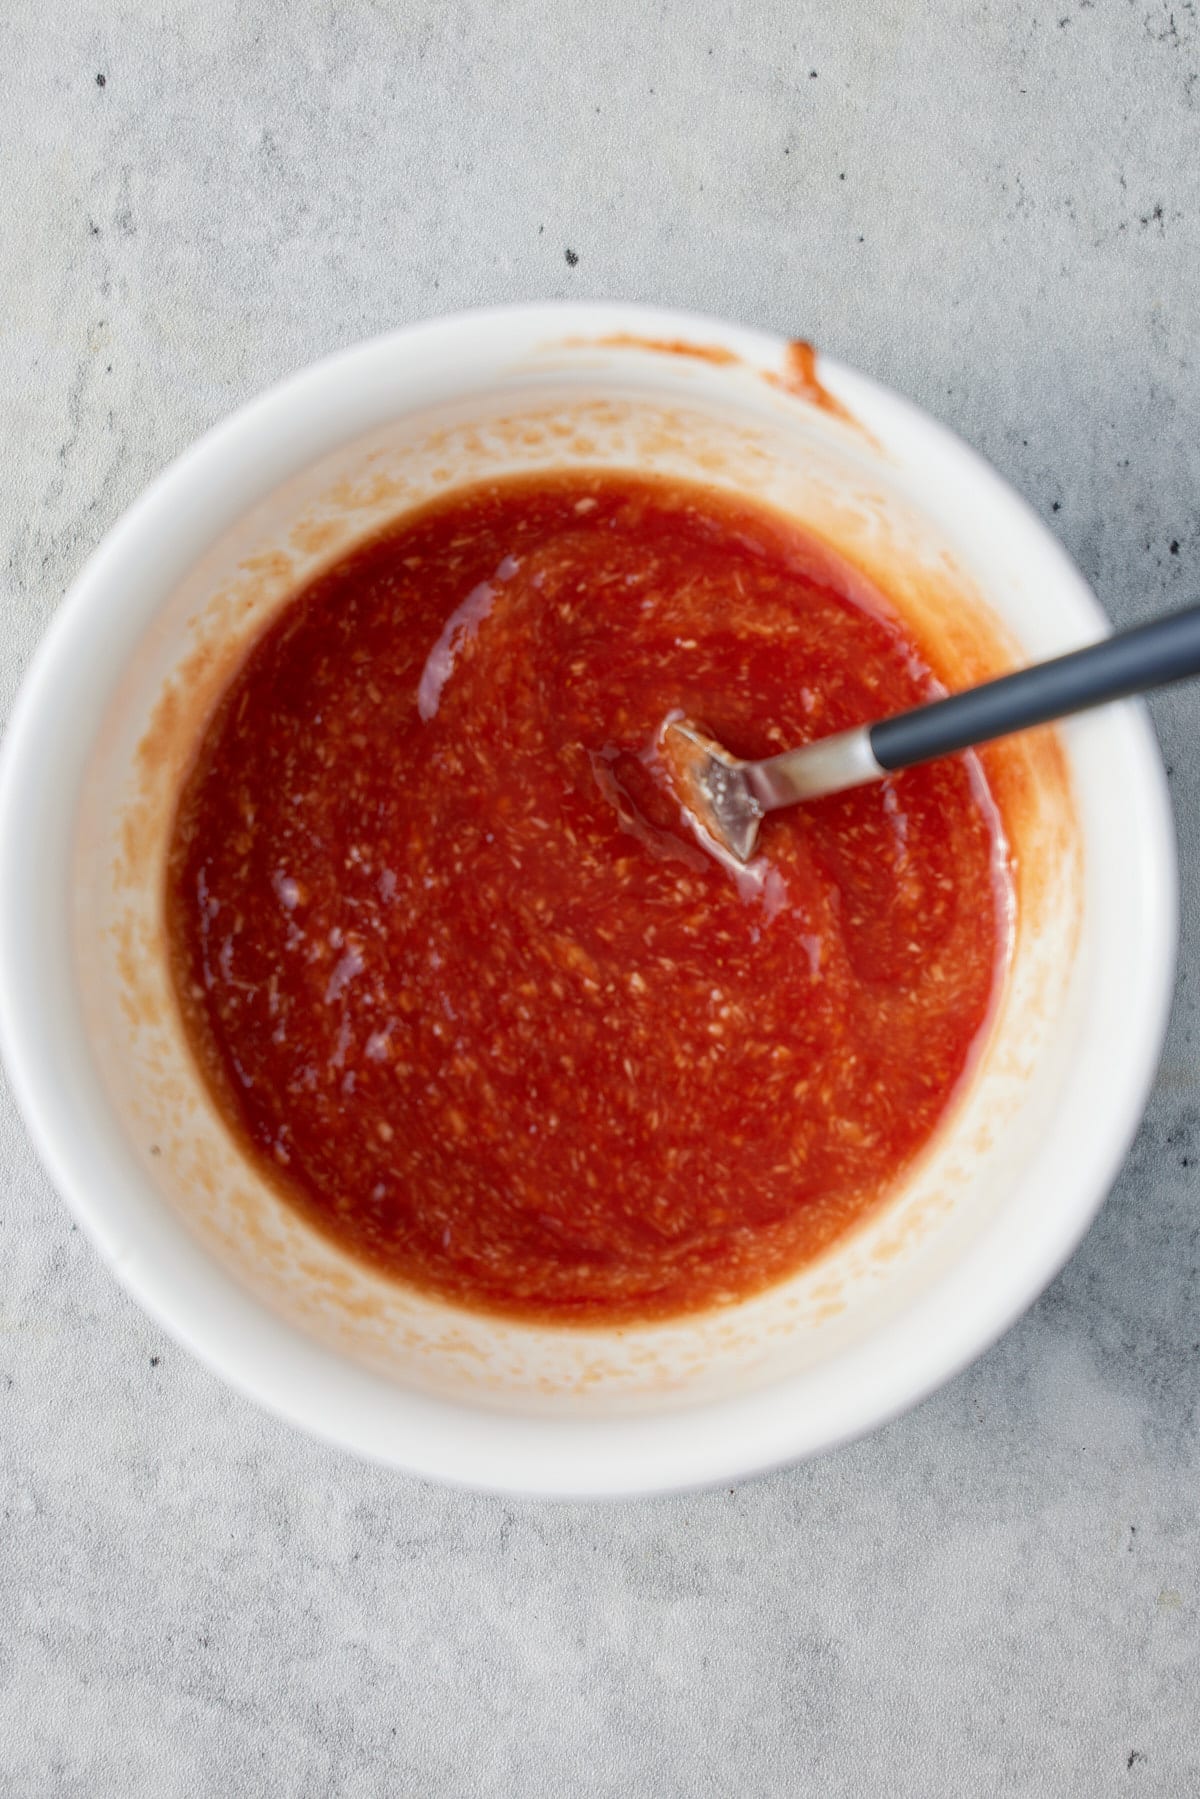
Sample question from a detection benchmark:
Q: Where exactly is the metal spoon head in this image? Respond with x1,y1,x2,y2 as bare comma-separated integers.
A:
658,716,764,863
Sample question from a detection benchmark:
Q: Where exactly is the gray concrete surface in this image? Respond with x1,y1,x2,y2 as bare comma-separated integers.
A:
3,1,1199,1793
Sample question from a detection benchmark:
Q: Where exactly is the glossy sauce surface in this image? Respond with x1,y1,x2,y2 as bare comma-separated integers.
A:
167,473,1009,1323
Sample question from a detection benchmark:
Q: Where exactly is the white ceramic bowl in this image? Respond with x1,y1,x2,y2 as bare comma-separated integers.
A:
0,304,1177,1496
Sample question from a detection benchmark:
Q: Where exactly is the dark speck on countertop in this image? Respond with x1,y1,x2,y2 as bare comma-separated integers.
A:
564,248,579,267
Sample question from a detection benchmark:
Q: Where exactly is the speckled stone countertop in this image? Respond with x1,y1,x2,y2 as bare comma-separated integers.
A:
2,2,1198,1793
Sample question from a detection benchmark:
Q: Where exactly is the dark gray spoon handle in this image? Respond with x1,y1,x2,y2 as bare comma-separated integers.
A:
870,602,1200,772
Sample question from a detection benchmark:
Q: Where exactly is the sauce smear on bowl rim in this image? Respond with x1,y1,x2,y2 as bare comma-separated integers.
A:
166,470,1012,1324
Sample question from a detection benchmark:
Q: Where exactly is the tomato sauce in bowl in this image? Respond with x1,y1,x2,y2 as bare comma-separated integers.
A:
166,472,1010,1325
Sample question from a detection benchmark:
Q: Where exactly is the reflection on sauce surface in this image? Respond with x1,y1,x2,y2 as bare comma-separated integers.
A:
167,472,1011,1324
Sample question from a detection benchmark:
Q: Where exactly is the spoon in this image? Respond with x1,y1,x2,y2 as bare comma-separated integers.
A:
662,601,1200,862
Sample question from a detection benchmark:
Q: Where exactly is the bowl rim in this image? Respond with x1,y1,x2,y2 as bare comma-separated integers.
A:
0,300,1178,1496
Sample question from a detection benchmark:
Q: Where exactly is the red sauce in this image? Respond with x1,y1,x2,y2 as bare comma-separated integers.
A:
167,472,1009,1324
